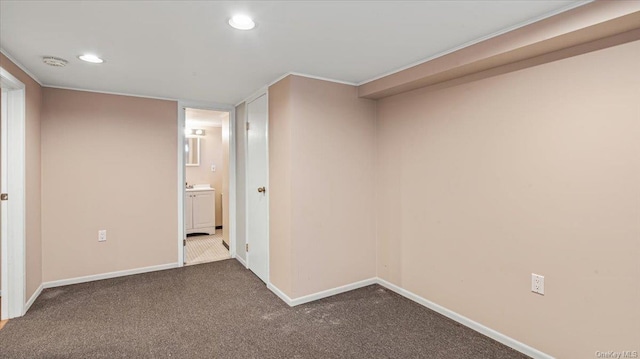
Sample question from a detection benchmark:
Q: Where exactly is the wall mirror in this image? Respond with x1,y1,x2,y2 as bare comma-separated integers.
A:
185,137,200,166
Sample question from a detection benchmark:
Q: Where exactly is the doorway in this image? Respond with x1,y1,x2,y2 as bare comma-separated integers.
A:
183,108,230,265
0,67,26,321
178,102,236,267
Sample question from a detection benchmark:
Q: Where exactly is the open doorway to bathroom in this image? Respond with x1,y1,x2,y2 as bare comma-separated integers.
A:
183,108,231,265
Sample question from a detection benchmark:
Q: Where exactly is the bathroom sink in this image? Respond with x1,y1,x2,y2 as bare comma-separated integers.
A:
193,184,211,189
186,184,214,192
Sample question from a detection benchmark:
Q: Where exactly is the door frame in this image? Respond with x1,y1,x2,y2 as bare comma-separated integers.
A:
177,101,237,266
244,88,270,283
0,67,27,320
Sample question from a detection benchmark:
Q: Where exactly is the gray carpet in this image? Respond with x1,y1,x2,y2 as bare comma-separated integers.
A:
0,260,530,358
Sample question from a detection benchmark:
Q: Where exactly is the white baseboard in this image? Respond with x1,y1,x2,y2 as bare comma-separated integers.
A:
267,282,294,306
268,276,552,358
290,278,378,306
376,278,554,359
235,255,248,268
21,263,180,316
19,262,551,359
24,283,44,314
268,277,378,307
43,263,179,289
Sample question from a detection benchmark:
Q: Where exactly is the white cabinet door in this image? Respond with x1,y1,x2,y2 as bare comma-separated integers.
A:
185,194,194,230
192,191,215,229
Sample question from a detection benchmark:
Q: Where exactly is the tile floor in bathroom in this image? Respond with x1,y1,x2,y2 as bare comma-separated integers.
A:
185,231,230,265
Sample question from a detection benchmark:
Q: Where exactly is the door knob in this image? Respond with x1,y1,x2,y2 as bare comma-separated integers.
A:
257,187,266,193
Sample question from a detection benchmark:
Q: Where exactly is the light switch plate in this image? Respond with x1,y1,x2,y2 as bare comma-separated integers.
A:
211,164,216,172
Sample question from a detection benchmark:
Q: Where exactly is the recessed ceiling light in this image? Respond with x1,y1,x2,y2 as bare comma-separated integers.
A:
78,54,104,64
228,15,255,30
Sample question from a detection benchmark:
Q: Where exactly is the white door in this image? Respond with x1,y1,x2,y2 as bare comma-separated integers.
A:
1,89,8,320
1,68,26,320
246,94,269,283
192,191,215,229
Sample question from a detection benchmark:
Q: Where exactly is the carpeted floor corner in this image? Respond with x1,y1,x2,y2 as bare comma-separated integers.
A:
0,259,530,358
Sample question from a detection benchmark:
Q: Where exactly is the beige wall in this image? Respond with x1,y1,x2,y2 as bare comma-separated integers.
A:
234,103,247,261
186,126,224,227
0,54,42,301
376,40,640,358
41,88,178,281
269,78,294,295
269,75,377,298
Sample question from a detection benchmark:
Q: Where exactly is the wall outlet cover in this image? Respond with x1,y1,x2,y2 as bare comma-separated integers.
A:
98,230,107,242
531,273,544,295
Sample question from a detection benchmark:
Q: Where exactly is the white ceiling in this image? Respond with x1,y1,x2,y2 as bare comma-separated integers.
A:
0,1,587,105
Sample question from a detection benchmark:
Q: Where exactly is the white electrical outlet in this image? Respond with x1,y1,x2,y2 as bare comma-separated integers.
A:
98,230,107,242
531,273,544,295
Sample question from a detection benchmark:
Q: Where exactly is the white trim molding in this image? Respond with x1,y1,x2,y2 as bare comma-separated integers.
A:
0,48,43,86
355,0,593,86
267,277,554,359
376,278,554,359
235,86,268,108
177,104,186,266
275,72,358,87
234,72,359,107
267,283,294,306
42,263,179,289
24,283,44,314
227,106,238,259
18,259,553,359
44,85,179,102
268,278,378,307
19,263,180,315
177,100,236,267
235,254,248,268
232,1,593,106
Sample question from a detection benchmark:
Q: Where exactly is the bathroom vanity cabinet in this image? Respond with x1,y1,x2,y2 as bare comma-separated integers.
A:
185,188,216,235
